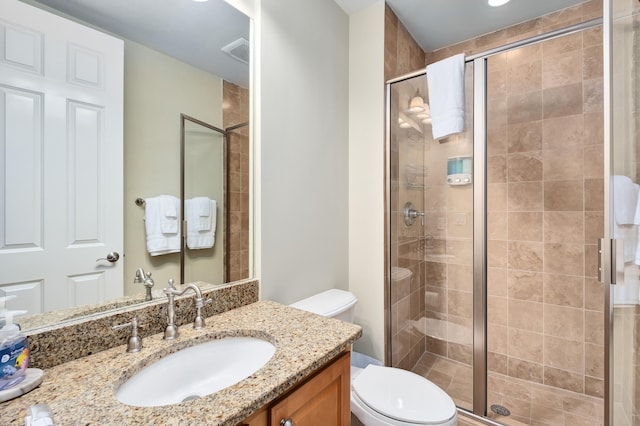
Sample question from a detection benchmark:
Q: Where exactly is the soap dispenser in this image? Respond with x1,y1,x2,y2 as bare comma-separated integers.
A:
0,309,29,391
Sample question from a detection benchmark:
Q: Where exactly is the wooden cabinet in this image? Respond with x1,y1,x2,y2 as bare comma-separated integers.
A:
238,351,351,426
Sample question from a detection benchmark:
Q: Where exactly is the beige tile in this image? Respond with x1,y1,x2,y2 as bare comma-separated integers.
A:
584,277,605,312
544,180,583,211
489,352,508,375
544,211,584,244
544,335,585,373
488,123,508,156
501,395,532,419
585,343,604,378
585,310,604,345
447,264,473,292
508,151,543,182
508,60,542,94
489,324,508,354
543,50,583,89
509,182,543,211
543,83,583,119
585,178,604,211
508,120,543,153
507,43,542,65
488,183,507,212
583,112,603,146
529,385,565,411
509,212,543,242
488,69,507,100
584,376,604,398
542,114,584,149
583,78,604,114
584,145,603,179
488,154,507,183
544,243,584,276
543,273,584,308
509,328,543,364
584,211,604,244
488,239,508,268
488,267,508,296
509,299,543,332
488,211,508,240
583,26,602,49
532,403,566,425
508,358,544,384
509,91,543,124
488,296,508,326
543,146,584,181
542,31,582,55
542,5,583,31
508,269,543,302
508,241,544,272
544,304,584,342
583,45,603,80
448,289,472,318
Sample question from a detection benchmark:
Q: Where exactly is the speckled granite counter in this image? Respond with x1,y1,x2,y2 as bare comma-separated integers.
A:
1,301,362,425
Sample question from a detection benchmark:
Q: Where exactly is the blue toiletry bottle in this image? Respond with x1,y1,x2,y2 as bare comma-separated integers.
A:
0,310,29,391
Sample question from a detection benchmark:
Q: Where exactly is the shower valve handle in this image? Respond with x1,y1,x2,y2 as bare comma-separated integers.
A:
403,201,424,226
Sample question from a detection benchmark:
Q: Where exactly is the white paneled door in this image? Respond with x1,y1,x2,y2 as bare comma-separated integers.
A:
0,0,123,314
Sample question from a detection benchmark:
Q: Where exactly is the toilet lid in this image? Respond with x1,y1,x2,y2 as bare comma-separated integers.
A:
352,365,456,424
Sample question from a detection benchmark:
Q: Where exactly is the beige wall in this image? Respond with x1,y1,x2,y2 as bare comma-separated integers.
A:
123,40,223,295
258,0,349,304
348,1,386,362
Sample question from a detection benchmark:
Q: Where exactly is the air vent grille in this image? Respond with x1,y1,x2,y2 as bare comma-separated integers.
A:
221,38,250,65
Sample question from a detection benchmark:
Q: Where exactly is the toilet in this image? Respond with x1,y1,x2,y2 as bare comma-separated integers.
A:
290,289,458,426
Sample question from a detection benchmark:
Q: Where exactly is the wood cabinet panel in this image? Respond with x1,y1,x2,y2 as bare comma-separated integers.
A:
270,352,350,426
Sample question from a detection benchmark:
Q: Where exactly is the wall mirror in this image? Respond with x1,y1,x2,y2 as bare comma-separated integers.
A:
0,0,252,331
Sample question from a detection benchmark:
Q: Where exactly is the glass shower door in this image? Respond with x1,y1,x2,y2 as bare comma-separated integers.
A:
387,63,475,411
608,0,640,424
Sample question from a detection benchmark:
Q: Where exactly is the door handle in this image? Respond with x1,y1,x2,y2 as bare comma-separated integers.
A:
97,251,120,263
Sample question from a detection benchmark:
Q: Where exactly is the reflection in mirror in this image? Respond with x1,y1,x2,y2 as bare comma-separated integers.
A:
0,0,251,331
181,115,227,285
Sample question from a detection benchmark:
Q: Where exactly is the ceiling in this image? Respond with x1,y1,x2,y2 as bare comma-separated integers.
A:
30,0,251,88
27,0,589,88
335,0,587,52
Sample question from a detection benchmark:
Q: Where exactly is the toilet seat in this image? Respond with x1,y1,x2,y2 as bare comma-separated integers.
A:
352,365,457,425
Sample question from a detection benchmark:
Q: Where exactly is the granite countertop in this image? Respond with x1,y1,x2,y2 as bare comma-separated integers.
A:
1,301,362,425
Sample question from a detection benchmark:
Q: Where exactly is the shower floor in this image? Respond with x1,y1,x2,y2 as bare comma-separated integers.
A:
412,353,604,426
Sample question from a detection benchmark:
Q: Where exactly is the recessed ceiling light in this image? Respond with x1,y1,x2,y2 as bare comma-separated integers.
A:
488,0,510,6
192,0,209,2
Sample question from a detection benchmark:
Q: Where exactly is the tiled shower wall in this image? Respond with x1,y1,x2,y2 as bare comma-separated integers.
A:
386,0,606,398
223,81,250,282
483,24,605,397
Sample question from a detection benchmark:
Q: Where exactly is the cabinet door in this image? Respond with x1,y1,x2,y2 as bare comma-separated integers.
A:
270,352,350,426
238,406,268,426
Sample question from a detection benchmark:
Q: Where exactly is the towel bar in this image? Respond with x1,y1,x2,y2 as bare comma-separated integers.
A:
135,198,145,206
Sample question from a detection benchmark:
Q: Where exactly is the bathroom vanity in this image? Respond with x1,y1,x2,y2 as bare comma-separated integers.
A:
0,301,361,425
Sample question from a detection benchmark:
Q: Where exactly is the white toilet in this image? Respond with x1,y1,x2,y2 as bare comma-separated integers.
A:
290,289,458,426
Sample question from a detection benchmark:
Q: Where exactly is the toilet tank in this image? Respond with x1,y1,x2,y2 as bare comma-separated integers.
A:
289,289,358,323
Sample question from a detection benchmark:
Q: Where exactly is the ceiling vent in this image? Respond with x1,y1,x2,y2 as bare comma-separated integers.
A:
221,38,250,65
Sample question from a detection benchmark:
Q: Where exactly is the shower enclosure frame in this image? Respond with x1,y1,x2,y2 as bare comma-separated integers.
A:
384,16,604,422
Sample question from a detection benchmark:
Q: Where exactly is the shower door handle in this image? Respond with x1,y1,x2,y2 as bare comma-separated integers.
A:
403,202,424,226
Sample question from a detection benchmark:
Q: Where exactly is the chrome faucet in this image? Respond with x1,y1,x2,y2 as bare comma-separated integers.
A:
162,279,206,340
134,267,155,301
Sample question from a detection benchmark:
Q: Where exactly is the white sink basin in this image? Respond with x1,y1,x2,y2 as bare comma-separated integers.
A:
116,336,276,407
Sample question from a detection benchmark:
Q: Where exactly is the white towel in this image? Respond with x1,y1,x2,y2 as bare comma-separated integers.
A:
185,198,216,249
426,53,466,140
613,175,639,225
144,195,181,256
192,196,214,231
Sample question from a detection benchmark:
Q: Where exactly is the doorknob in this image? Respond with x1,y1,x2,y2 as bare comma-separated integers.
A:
97,251,120,263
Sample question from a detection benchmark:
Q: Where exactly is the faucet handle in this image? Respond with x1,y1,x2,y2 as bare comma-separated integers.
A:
167,278,176,290
112,317,143,353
